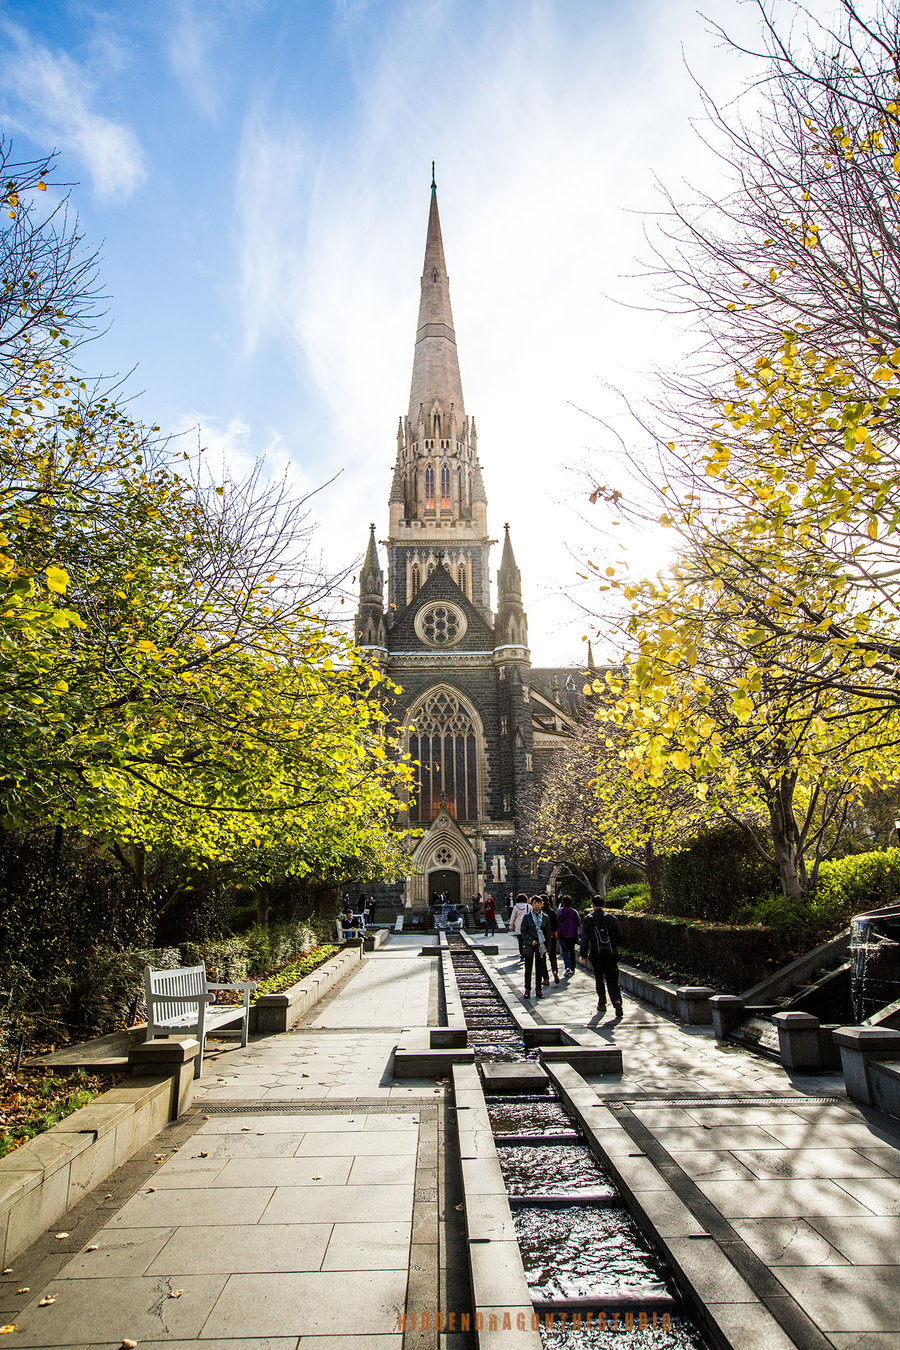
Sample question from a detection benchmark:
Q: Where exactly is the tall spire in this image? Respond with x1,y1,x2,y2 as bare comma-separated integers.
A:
407,172,465,424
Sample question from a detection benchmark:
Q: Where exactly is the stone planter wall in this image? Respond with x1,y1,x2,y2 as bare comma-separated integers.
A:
250,944,363,1035
0,1076,174,1270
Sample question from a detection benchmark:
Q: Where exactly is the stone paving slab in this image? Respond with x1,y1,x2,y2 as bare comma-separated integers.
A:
198,1269,408,1339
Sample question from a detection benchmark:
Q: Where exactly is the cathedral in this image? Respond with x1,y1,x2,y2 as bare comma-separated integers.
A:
355,176,590,908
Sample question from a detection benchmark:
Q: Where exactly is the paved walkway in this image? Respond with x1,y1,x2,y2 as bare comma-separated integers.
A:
4,929,900,1347
0,936,450,1348
482,929,900,1347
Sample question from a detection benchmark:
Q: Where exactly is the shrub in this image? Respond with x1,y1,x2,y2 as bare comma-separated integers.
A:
661,825,776,921
605,882,649,907
812,849,900,929
181,918,316,983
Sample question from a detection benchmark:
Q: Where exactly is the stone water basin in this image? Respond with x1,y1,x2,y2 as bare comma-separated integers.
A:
498,1143,614,1197
487,1097,574,1136
539,1316,708,1350
514,1205,669,1302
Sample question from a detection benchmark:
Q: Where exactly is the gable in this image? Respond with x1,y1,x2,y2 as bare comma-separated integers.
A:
388,565,495,653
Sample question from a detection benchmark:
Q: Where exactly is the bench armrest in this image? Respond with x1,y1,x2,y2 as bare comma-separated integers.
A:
148,992,213,1005
206,981,258,992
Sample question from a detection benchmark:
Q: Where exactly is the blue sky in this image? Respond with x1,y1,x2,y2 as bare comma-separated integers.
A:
0,0,776,660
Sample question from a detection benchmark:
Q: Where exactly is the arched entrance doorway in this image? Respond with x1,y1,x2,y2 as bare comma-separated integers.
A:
428,869,461,906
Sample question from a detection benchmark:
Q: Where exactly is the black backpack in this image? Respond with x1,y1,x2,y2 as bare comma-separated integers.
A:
588,913,615,958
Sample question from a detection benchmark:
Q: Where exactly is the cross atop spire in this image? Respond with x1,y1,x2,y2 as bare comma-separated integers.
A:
431,161,436,192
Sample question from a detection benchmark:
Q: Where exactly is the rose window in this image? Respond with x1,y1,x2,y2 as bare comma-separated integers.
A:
434,845,454,865
421,605,459,645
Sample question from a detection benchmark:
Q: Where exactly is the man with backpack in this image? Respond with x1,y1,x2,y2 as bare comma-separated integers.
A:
579,896,624,1018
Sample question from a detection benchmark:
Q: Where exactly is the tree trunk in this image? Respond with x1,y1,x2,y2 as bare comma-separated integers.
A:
767,775,808,901
644,840,664,911
593,857,610,897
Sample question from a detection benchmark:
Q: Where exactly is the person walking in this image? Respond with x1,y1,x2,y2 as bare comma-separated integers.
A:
579,896,624,1017
509,893,530,961
520,896,551,999
543,894,561,985
471,893,482,922
556,896,582,977
483,892,497,937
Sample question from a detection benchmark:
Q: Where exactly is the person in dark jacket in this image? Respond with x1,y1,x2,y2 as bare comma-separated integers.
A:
579,896,624,1017
520,896,552,999
556,897,581,976
542,894,561,984
483,893,497,937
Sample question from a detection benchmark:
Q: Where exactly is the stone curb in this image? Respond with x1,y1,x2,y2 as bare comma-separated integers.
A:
452,1063,543,1350
0,1074,174,1271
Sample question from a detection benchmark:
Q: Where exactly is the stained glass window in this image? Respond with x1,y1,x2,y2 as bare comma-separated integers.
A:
408,689,479,822
424,464,435,510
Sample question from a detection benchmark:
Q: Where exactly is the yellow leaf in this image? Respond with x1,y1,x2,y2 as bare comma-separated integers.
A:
894,151,900,172
45,565,69,594
868,517,878,539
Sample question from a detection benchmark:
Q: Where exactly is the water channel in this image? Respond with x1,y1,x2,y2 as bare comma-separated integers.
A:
448,938,710,1350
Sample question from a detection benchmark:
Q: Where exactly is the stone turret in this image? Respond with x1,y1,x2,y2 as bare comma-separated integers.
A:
495,524,529,654
355,524,387,654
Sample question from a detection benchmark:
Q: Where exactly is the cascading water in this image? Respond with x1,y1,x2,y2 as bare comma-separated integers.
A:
447,937,709,1349
850,902,900,1021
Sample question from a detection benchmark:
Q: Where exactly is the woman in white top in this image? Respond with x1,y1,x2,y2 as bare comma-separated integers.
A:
509,893,531,962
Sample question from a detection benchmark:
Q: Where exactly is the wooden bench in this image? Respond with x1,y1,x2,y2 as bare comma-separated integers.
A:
144,962,256,1077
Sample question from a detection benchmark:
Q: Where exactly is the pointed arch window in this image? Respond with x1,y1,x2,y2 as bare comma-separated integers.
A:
408,688,481,823
411,563,421,597
440,464,451,510
433,411,441,437
424,464,435,510
457,564,468,597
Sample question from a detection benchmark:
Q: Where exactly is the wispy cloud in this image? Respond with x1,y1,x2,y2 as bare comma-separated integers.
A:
166,0,221,120
0,21,146,202
232,0,765,659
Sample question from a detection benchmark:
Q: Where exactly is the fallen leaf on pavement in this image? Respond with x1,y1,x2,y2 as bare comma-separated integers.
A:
455,1203,464,1211
38,1296,56,1306
1,1325,17,1334
169,1289,184,1298
121,1340,137,1348
54,1233,69,1239
16,1289,28,1295
85,1246,98,1252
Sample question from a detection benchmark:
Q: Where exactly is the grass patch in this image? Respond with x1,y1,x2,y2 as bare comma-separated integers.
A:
0,1068,115,1159
250,945,340,1001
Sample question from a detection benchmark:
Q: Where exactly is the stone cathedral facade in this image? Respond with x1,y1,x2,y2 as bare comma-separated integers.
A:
355,179,589,908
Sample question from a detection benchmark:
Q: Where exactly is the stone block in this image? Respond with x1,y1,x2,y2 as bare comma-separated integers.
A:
429,1027,467,1048
480,1062,548,1093
677,986,716,1025
773,1010,822,1070
710,994,745,1040
833,1026,900,1105
870,1059,900,1120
